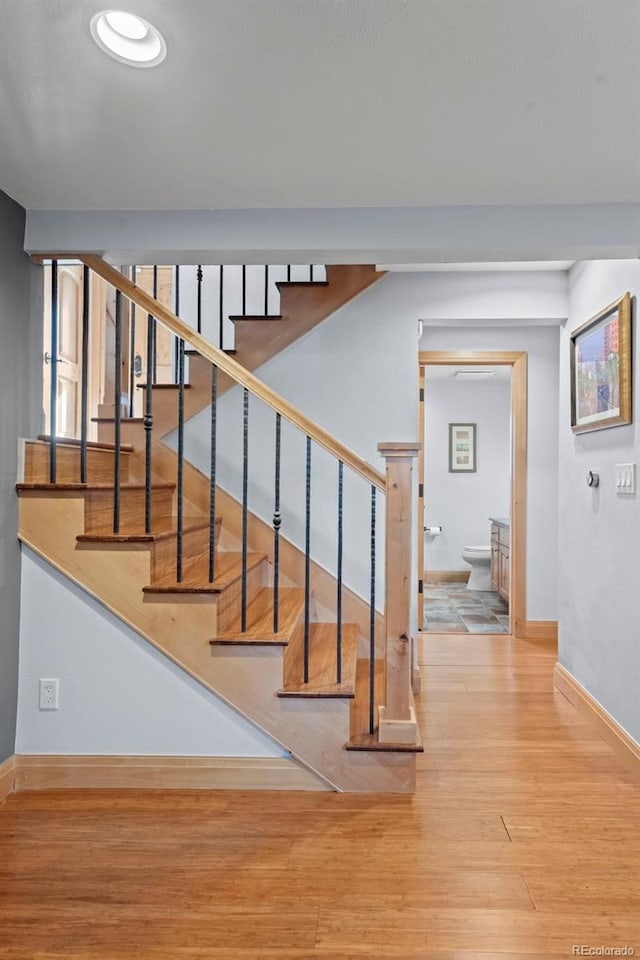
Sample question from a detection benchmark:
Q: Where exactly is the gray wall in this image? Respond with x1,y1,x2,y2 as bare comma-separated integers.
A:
0,190,42,763
558,259,640,743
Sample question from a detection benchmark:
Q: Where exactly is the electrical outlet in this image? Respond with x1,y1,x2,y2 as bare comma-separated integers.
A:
39,678,59,711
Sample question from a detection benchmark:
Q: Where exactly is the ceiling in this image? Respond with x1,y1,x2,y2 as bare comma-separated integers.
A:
1,1,639,211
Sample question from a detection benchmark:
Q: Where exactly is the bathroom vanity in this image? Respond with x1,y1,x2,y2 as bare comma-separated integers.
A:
490,518,510,602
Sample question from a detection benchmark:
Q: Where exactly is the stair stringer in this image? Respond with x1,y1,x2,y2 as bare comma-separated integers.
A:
17,491,415,793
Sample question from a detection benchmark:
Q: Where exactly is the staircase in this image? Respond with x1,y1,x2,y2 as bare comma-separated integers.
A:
17,255,421,793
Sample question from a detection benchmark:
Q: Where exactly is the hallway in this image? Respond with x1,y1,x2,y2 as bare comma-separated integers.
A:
1,634,639,957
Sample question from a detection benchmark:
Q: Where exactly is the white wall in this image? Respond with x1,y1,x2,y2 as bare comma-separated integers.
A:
16,549,284,757
418,270,567,323
421,324,560,621
424,379,511,571
558,259,640,743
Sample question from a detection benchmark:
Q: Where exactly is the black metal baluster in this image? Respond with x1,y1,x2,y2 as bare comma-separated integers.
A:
173,265,180,384
144,308,154,534
241,388,249,632
80,265,90,484
196,265,203,334
369,485,377,735
242,265,246,316
176,337,185,582
128,266,136,417
219,264,224,349
273,413,282,633
152,265,158,382
304,436,311,683
113,289,122,534
208,365,218,583
48,260,58,482
264,265,269,315
336,460,344,684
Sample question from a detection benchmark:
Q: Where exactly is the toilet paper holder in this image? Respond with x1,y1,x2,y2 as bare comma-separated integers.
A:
424,525,442,536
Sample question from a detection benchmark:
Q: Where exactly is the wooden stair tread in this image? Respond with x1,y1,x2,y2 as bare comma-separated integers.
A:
185,348,236,356
346,658,423,753
276,280,329,289
143,550,265,593
211,587,304,645
17,482,175,492
278,623,359,698
91,417,144,424
229,315,284,322
37,435,135,453
347,728,424,753
136,383,192,390
77,515,212,544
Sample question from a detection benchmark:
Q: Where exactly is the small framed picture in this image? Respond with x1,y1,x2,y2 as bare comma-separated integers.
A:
570,292,632,434
449,423,477,473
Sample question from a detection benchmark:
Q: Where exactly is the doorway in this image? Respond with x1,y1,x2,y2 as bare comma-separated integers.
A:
418,351,527,638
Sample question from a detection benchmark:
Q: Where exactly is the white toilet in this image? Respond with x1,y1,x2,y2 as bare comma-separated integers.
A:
462,545,492,591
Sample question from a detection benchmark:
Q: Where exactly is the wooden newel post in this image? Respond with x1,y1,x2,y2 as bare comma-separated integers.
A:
377,441,421,745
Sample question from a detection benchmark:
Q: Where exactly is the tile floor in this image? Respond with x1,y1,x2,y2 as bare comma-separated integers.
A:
423,580,509,634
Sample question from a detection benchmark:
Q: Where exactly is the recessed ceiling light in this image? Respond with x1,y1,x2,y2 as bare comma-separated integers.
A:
455,370,495,380
90,10,167,67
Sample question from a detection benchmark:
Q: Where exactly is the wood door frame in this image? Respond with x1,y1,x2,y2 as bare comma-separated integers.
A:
418,350,528,638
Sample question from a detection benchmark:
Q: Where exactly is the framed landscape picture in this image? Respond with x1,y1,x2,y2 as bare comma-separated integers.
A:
570,292,632,434
449,423,477,473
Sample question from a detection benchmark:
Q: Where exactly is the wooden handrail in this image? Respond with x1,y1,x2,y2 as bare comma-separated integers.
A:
79,255,385,491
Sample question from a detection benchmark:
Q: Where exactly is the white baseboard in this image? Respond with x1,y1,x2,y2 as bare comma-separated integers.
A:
14,755,331,792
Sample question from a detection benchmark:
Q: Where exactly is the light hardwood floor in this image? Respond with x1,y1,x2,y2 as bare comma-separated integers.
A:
1,633,640,958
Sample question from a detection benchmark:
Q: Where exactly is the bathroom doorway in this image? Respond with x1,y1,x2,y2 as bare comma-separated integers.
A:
417,351,527,637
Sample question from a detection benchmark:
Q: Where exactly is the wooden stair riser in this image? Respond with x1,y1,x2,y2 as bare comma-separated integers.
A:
96,419,145,449
135,388,185,431
84,487,175,535
282,618,306,688
280,622,359,698
22,442,131,486
215,559,269,634
150,520,222,584
213,587,305,644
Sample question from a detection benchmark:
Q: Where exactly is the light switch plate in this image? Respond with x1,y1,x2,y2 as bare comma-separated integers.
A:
615,463,636,495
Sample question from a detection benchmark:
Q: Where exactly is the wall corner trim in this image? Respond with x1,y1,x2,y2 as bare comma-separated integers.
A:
0,755,17,803
554,663,640,781
12,755,331,793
